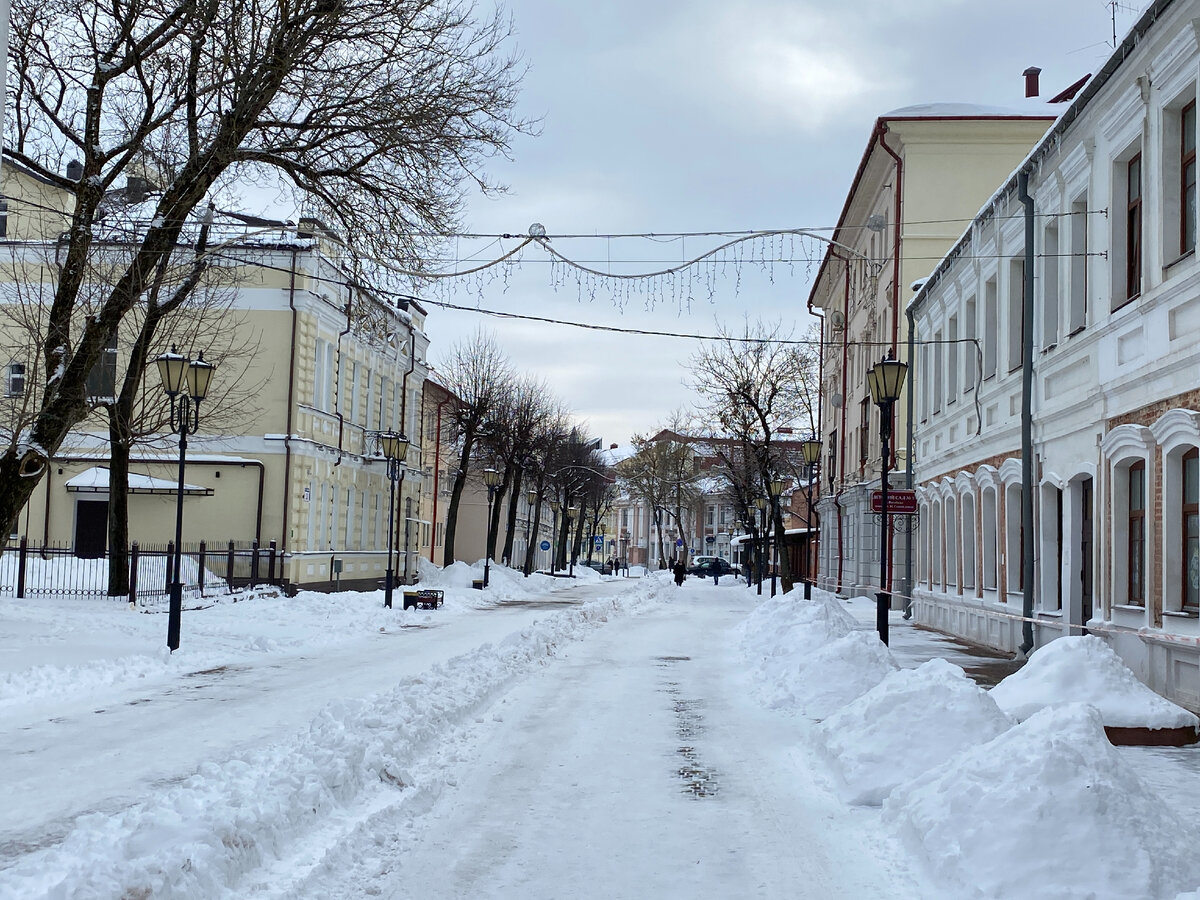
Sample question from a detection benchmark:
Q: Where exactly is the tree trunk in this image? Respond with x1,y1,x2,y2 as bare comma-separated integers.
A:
487,463,512,563
523,473,544,574
774,506,794,592
106,408,132,597
501,466,522,564
442,426,476,566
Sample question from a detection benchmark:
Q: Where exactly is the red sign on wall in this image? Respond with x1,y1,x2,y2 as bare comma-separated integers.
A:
871,489,918,515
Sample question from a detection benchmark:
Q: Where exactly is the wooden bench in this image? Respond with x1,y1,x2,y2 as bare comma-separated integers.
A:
402,589,444,610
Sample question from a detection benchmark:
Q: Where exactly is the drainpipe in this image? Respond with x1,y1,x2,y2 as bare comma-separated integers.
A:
903,302,917,617
281,250,299,554
812,306,825,589
396,330,417,581
428,391,450,562
1018,170,1036,657
333,286,352,464
837,254,851,592
878,124,904,600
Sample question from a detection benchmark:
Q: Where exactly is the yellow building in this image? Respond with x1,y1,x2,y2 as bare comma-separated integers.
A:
0,156,431,593
806,105,1058,606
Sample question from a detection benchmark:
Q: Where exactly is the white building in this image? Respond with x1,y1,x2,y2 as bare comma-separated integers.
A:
909,0,1200,711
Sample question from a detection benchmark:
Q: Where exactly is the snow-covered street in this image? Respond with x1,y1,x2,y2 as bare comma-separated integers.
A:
5,566,1200,898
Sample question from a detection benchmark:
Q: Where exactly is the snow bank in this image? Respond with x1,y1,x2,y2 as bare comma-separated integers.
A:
884,703,1200,900
991,635,1199,730
0,578,670,898
762,630,896,718
820,658,1013,805
738,592,856,660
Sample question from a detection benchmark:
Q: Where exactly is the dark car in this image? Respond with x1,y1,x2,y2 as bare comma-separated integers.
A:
579,560,613,575
686,557,739,578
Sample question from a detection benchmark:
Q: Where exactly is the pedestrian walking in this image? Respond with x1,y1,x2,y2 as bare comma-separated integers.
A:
673,560,686,586
713,566,720,586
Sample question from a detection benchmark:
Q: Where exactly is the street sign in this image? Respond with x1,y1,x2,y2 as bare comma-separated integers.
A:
871,489,918,515
593,535,603,550
539,540,551,551
675,538,685,548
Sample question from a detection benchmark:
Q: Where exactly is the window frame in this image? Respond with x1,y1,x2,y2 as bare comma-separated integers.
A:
1128,460,1146,606
1126,153,1143,302
1184,448,1199,611
1182,101,1196,256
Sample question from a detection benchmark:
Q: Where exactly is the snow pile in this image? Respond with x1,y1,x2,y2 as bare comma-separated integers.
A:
0,580,667,898
884,703,1200,899
991,635,1200,730
764,630,896,718
737,593,879,714
819,658,1013,805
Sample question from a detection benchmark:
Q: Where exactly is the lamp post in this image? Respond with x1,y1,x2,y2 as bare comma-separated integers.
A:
768,476,786,597
868,350,908,645
483,467,502,587
524,488,538,576
754,496,767,596
155,346,215,652
597,521,606,571
567,505,578,576
800,438,823,601
379,431,410,609
550,499,560,575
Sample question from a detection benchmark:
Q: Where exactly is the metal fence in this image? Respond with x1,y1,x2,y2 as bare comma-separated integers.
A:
0,537,283,603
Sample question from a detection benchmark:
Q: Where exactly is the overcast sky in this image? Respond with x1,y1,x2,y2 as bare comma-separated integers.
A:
425,0,1145,449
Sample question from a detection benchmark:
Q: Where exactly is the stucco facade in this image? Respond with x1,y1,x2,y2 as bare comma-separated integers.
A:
807,107,1057,606
908,0,1200,711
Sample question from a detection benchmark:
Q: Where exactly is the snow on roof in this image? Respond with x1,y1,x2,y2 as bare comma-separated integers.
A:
64,466,212,496
883,101,1060,119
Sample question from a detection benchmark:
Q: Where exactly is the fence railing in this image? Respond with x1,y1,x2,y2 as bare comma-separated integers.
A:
0,537,283,603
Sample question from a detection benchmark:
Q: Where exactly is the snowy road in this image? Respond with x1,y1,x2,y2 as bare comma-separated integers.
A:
248,583,930,900
0,585,610,859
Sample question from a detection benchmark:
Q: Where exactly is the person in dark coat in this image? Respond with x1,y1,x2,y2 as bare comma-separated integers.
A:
673,560,686,586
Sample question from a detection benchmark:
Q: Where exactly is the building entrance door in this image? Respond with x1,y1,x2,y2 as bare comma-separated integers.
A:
75,499,108,559
1080,478,1093,628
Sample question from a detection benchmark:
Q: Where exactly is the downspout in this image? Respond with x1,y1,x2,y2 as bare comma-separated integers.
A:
281,250,299,555
333,286,352,464
1018,170,1036,657
903,302,917,617
878,124,904,599
429,392,450,562
813,306,825,589
396,331,417,579
836,253,851,592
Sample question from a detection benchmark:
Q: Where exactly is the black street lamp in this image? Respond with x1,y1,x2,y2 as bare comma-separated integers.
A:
801,438,823,601
524,488,538,576
868,350,908,645
768,476,786,597
155,346,215,652
597,521,606,571
567,505,578,576
380,431,410,609
754,496,767,596
483,468,502,587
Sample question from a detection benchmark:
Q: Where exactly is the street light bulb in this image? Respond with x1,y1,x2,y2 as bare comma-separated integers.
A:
801,438,823,466
380,431,408,461
771,477,787,497
186,352,216,401
155,346,188,397
868,353,908,405
527,489,538,505
483,468,502,488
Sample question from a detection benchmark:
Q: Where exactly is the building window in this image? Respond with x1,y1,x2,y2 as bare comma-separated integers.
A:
1129,461,1145,606
1185,449,1199,611
963,296,977,391
947,316,958,404
932,329,943,414
1068,195,1088,334
1042,221,1059,350
6,362,25,398
1182,102,1196,255
86,333,118,399
1126,154,1143,301
859,398,870,465
983,277,998,379
1007,258,1024,373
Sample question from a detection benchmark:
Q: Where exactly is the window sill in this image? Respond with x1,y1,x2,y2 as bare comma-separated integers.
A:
1163,609,1199,619
1037,610,1063,618
1165,248,1194,272
1113,603,1147,612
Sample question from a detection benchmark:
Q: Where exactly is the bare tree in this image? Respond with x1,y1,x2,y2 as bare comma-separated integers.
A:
688,319,820,592
618,426,700,568
0,0,533,538
438,329,512,564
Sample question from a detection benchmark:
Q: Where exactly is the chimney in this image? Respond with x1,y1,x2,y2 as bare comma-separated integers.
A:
1023,66,1042,98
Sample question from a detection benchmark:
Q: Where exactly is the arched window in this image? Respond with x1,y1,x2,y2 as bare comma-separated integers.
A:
1184,449,1199,611
1129,461,1146,606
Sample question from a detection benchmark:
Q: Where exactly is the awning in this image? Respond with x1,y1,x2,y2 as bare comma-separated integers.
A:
64,466,213,496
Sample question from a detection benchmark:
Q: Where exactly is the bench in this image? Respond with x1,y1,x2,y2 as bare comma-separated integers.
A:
402,589,444,610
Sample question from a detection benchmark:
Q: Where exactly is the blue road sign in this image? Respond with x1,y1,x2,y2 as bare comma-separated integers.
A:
540,540,551,551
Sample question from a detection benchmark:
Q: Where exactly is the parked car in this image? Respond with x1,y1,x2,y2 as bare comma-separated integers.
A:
686,556,739,577
579,560,613,575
